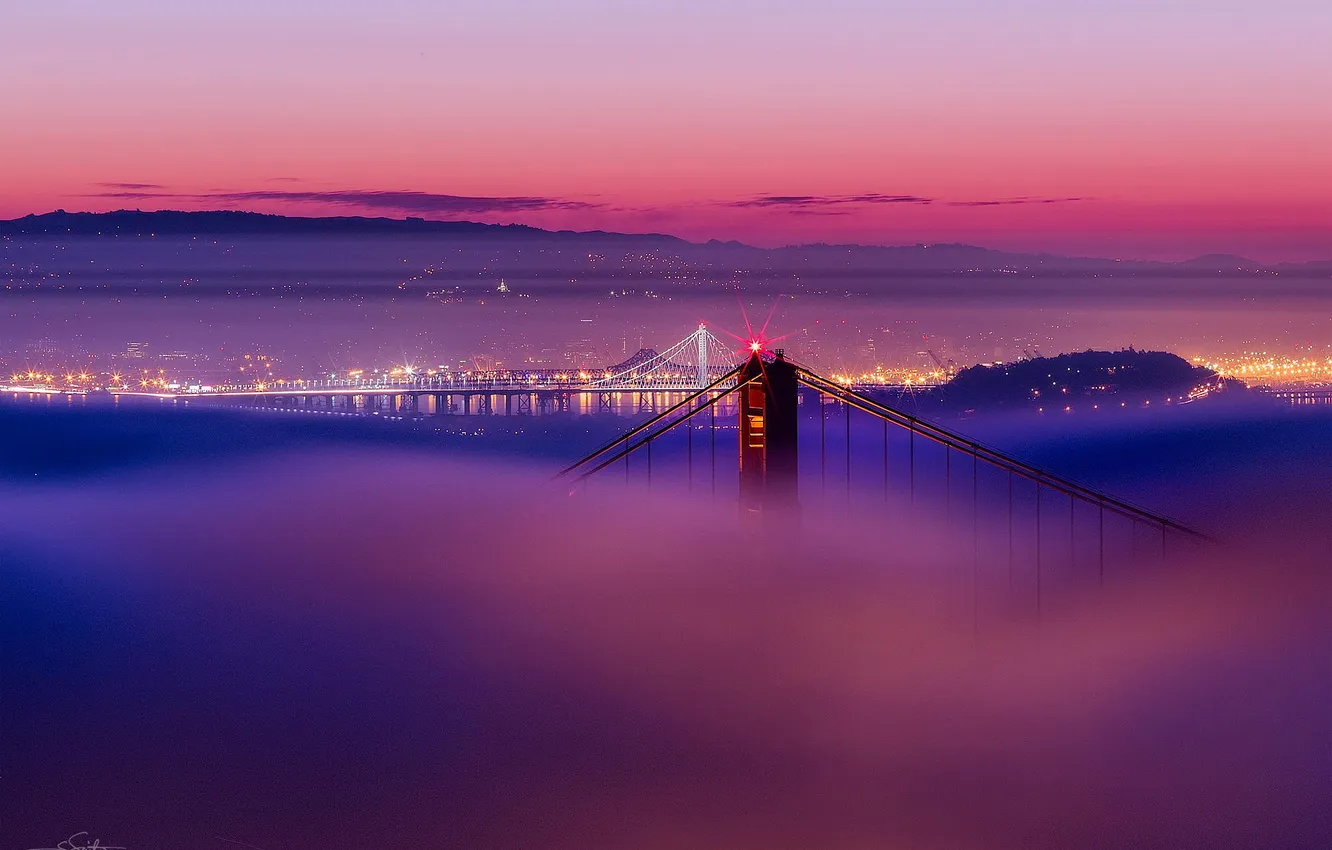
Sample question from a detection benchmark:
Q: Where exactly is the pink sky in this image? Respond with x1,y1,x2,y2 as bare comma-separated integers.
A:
4,0,1330,260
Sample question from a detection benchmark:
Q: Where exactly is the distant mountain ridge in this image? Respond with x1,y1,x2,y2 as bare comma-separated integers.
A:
2,209,1328,274
0,209,686,244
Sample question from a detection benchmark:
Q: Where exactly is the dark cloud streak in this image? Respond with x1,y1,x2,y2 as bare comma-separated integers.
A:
949,196,1089,207
731,194,935,209
727,194,1091,214
88,188,602,214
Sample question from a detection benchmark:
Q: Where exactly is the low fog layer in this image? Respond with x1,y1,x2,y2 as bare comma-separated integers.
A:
3,434,1328,848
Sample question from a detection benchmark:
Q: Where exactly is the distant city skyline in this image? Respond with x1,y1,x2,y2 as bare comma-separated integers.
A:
5,0,1331,261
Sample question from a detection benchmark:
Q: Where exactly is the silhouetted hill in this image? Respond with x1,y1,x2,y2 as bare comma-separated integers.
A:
923,350,1239,412
1179,254,1263,270
0,209,686,244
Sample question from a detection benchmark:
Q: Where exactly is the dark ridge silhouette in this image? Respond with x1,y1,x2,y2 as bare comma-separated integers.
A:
2,210,1328,276
916,350,1243,413
0,209,686,244
1178,253,1263,270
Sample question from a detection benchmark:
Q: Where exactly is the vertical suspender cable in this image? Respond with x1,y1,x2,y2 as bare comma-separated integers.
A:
909,427,915,507
686,397,693,492
821,393,827,496
1007,470,1014,592
845,399,852,503
1098,502,1105,586
945,446,951,520
883,418,889,502
972,446,979,634
1036,482,1043,616
710,393,716,497
1070,493,1076,574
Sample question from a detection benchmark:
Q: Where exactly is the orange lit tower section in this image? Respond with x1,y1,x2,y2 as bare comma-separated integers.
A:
737,347,800,519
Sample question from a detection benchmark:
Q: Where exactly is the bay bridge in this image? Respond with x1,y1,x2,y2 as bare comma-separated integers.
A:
108,324,748,417
95,324,933,416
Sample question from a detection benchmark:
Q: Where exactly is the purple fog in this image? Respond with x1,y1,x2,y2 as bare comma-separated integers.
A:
3,404,1330,849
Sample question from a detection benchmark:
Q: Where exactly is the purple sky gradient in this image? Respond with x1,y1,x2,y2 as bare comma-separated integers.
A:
4,0,1331,259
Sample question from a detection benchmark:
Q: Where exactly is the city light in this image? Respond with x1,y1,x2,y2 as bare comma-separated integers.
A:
6,330,1329,402
1194,354,1332,386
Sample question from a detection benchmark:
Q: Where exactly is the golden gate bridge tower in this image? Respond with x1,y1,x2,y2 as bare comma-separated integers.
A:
737,348,800,521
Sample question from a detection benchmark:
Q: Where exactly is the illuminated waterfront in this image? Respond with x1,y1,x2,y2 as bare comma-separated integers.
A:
1192,353,1332,387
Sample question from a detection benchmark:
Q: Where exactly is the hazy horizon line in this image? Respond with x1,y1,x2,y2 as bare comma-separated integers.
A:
6,207,1328,268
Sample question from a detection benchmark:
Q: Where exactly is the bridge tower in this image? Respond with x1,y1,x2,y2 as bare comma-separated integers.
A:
696,323,709,387
737,348,800,519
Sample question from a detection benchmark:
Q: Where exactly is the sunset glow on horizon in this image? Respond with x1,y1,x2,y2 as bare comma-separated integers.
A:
5,0,1331,260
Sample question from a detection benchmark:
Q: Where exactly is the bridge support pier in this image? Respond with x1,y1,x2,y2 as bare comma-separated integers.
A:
738,350,800,524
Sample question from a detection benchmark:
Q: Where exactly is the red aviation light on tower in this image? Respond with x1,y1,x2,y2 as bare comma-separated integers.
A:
749,340,763,354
